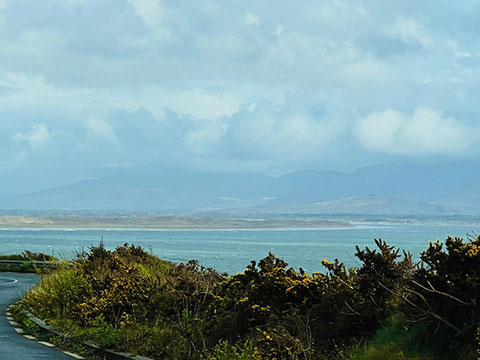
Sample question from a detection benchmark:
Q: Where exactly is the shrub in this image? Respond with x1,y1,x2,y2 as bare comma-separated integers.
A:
20,238,480,359
0,251,56,261
204,340,259,360
401,236,480,357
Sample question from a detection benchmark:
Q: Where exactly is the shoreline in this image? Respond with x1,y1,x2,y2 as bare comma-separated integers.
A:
0,216,353,230
0,227,355,231
0,216,479,231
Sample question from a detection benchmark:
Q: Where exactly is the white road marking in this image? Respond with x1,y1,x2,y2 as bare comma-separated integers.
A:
62,351,85,359
5,285,83,359
0,277,18,286
38,341,55,347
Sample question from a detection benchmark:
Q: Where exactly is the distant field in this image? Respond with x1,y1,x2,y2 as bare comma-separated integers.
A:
0,215,352,229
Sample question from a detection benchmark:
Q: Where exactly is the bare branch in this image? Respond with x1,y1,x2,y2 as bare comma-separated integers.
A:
411,280,470,306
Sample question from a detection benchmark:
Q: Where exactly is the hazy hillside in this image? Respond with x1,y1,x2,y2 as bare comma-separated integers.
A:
222,195,459,216
1,167,275,211
2,162,479,214
273,162,480,205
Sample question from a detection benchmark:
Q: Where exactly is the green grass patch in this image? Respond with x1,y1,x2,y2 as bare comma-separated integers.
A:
346,313,476,360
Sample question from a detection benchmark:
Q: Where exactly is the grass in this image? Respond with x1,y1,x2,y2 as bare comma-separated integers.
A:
345,313,476,360
9,304,91,356
346,314,430,360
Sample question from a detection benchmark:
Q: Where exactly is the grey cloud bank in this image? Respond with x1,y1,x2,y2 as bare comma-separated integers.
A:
0,0,479,196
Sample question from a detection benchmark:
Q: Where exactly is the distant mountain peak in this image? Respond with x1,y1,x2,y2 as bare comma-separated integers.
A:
1,162,479,214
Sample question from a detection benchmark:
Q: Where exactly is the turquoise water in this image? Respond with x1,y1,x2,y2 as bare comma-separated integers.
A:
0,225,477,274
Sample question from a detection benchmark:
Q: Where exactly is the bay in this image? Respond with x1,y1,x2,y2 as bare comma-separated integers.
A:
0,224,477,274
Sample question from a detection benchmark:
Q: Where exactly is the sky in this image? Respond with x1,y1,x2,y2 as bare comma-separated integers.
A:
1,0,480,194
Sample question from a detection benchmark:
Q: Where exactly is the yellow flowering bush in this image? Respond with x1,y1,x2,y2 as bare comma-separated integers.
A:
19,236,480,359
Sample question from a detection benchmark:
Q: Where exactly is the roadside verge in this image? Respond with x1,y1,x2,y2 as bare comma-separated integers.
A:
8,304,154,360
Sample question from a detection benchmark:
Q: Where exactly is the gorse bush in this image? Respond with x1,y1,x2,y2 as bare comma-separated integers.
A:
403,236,480,357
0,251,58,273
203,340,259,360
20,237,480,359
23,243,223,358
0,250,56,261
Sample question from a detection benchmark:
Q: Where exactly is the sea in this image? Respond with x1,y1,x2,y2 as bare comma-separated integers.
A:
0,224,478,274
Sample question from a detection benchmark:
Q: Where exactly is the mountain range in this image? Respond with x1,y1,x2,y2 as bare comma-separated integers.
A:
2,161,479,215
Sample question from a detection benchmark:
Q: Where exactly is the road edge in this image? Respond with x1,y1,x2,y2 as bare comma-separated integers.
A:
8,304,154,360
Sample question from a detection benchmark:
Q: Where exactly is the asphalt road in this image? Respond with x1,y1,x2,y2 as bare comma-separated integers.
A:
0,273,73,359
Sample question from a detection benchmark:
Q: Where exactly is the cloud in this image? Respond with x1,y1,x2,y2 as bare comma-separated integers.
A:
160,88,242,119
306,0,368,27
127,0,169,39
85,117,116,141
245,13,260,26
0,0,479,193
64,0,88,6
184,119,226,156
386,17,433,49
13,124,50,149
13,124,50,161
355,108,473,155
221,102,344,164
83,97,349,170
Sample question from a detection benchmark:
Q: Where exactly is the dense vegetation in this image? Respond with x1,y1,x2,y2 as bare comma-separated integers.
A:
0,250,56,261
20,236,480,359
0,251,56,272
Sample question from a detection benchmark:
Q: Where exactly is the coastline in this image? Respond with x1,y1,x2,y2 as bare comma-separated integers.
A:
0,216,353,230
